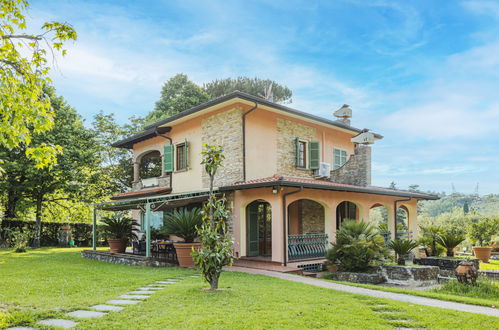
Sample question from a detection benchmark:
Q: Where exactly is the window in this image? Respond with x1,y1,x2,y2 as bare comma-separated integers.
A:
176,143,187,170
298,140,307,168
333,148,348,170
140,211,164,231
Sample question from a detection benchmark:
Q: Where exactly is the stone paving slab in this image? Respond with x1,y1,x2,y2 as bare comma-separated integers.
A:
90,304,124,312
228,266,499,317
139,287,162,290
117,294,150,299
156,281,176,284
7,327,35,330
66,310,107,318
107,299,141,305
129,290,156,294
38,319,78,329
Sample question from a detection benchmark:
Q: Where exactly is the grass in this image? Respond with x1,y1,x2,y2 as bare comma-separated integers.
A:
480,259,499,271
434,277,499,302
1,248,498,329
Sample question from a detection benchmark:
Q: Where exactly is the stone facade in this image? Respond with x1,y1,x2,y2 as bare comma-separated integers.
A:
132,175,170,191
201,107,244,188
82,250,177,267
276,118,316,179
301,200,325,234
329,144,371,186
224,191,235,236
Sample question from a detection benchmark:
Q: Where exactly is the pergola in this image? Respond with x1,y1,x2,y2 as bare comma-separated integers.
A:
91,190,214,257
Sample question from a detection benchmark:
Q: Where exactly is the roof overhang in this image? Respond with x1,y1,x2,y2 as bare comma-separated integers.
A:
220,178,439,200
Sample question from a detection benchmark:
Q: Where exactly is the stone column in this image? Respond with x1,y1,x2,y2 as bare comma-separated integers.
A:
133,161,140,182
388,205,396,240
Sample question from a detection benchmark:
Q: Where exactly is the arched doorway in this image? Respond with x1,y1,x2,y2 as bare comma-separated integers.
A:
336,201,358,229
246,200,272,257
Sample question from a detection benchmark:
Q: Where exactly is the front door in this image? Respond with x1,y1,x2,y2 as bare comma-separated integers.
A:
247,201,272,257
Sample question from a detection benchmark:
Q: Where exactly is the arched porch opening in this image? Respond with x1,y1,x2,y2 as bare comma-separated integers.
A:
246,200,272,257
336,201,360,229
287,199,328,261
369,203,390,242
396,205,409,240
139,150,162,179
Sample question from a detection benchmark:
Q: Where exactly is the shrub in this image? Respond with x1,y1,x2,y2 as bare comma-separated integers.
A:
326,220,387,272
100,215,138,241
10,230,31,253
437,232,465,257
387,239,418,265
418,224,445,257
160,208,202,243
468,217,499,247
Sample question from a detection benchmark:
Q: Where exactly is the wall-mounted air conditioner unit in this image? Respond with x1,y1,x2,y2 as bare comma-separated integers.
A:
315,162,331,178
141,177,159,188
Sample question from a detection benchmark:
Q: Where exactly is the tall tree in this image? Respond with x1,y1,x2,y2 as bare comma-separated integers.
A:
0,0,77,169
204,77,292,103
0,87,100,247
146,74,210,125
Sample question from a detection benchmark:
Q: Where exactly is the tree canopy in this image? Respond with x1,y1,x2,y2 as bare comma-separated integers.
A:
145,74,210,125
204,77,292,103
0,0,77,169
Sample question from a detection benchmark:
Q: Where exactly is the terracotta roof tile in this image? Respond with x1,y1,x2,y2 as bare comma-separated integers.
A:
111,187,172,200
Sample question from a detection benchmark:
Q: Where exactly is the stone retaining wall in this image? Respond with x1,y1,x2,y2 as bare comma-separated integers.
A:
330,271,385,284
479,270,499,282
82,250,177,267
413,257,480,277
381,265,439,286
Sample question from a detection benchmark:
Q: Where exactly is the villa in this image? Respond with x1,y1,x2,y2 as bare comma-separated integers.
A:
91,91,437,271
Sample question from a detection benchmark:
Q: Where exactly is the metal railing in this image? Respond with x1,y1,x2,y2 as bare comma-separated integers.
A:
288,233,328,261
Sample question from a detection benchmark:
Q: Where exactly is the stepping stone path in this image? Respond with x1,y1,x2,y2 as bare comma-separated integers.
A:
16,275,196,329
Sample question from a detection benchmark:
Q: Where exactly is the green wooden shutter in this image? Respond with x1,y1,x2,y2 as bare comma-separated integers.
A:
247,202,259,257
309,141,320,170
295,137,300,167
184,139,189,169
163,144,173,173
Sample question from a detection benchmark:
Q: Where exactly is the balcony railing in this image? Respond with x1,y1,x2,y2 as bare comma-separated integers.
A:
288,233,329,261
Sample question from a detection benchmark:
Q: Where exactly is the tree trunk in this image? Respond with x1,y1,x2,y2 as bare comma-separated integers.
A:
447,248,454,257
397,256,405,265
33,195,43,248
5,187,20,220
209,274,219,290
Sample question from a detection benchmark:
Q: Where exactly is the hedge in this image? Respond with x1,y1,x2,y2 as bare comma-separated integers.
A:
0,220,93,247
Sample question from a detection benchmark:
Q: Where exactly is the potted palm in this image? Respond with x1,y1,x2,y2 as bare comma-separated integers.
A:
100,215,137,254
469,217,498,263
387,239,419,265
161,207,202,267
437,232,465,257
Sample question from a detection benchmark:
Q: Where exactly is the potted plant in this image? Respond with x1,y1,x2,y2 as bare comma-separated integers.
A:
161,207,202,267
437,232,465,257
100,215,137,254
387,239,418,265
468,217,499,263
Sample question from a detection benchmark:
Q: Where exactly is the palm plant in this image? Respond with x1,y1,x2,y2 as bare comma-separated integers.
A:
387,239,419,265
326,220,387,272
161,208,202,243
100,215,138,241
437,232,465,257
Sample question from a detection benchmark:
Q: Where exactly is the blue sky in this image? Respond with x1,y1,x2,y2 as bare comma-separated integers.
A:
30,0,499,194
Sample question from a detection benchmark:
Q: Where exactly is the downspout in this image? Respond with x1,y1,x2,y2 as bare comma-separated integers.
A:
155,128,173,189
393,197,411,240
242,102,258,182
282,185,303,266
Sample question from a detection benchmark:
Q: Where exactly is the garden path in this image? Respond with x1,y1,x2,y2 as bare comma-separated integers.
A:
229,266,499,317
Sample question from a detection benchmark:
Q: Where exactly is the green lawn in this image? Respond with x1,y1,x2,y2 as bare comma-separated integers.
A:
1,248,498,329
481,259,499,271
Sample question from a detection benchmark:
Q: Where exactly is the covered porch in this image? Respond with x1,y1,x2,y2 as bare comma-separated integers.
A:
222,176,438,269
88,190,213,265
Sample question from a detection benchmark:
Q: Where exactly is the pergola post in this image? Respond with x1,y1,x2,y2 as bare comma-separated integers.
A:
92,207,97,250
145,202,151,257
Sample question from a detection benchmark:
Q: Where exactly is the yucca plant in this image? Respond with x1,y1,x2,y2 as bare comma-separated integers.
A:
437,232,465,257
161,208,202,243
326,220,387,272
387,239,419,265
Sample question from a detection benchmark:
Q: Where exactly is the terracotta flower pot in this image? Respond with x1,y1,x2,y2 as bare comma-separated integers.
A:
174,242,201,267
472,246,492,263
107,238,128,254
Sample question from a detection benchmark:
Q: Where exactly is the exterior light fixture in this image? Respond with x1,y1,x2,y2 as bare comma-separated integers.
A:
272,186,278,194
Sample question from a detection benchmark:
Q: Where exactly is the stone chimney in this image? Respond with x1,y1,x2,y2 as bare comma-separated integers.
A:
333,104,352,126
